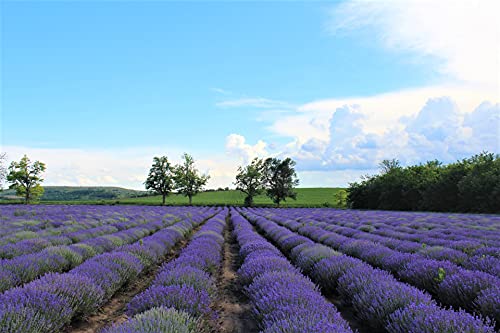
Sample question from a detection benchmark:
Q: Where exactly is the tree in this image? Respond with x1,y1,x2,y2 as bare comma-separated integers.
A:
0,152,7,190
174,153,210,205
144,156,175,205
335,189,347,207
7,155,46,204
262,157,299,206
235,158,265,206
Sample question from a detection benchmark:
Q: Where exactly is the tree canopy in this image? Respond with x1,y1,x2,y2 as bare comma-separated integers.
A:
347,152,500,213
144,156,175,205
174,153,210,205
7,155,46,204
262,157,299,206
234,157,265,206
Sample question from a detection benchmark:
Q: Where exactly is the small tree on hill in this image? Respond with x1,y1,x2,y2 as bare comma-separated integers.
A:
144,156,175,205
262,157,299,206
235,157,265,206
174,153,210,205
7,155,46,204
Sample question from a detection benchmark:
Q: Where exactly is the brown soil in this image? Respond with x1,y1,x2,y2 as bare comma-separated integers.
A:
213,218,259,333
327,296,379,333
65,235,193,333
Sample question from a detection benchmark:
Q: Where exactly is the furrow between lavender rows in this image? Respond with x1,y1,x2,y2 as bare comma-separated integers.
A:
237,209,496,333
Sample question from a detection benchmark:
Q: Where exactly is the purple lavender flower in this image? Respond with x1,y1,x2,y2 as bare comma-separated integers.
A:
386,303,496,333
127,285,212,318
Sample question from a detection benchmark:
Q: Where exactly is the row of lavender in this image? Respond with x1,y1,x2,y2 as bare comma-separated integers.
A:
102,209,228,332
0,207,219,332
238,209,497,332
231,209,353,332
250,208,500,324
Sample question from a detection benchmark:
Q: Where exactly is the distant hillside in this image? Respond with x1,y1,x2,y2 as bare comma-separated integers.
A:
0,186,148,202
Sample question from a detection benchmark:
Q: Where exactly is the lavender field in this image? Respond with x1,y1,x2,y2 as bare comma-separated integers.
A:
0,205,498,333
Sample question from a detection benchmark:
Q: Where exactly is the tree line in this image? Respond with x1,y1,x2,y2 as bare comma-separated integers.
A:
145,154,299,206
347,152,500,213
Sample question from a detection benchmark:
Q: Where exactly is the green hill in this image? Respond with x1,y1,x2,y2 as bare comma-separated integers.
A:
0,186,346,207
0,186,147,202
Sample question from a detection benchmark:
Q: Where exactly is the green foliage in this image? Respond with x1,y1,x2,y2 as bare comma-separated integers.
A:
335,189,347,207
6,155,46,204
234,158,265,206
347,152,500,213
144,156,175,205
173,153,210,205
434,267,446,284
262,157,299,206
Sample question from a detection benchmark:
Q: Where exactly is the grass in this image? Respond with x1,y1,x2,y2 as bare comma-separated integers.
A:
111,188,347,207
0,188,347,207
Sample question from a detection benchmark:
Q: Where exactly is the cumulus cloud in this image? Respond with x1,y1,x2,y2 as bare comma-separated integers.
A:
225,134,268,163
328,0,500,87
288,97,499,171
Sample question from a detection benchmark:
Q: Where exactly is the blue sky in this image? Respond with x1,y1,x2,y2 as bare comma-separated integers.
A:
1,1,498,189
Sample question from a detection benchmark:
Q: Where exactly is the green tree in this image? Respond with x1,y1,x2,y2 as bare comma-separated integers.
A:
335,189,347,207
262,157,299,206
144,156,175,205
7,155,46,204
0,152,7,190
235,157,265,206
174,153,210,205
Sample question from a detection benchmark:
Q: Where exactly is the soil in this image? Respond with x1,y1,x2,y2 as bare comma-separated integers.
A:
213,218,259,333
65,235,193,333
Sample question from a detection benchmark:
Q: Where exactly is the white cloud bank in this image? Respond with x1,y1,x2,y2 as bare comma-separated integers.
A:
0,146,240,190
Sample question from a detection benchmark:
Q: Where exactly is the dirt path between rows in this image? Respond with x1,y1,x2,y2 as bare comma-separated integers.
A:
65,229,197,333
213,217,259,333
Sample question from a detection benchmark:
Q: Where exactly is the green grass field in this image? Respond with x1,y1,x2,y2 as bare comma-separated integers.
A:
0,187,347,207
115,188,346,207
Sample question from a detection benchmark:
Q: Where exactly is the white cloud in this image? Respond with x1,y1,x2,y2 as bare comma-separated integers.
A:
225,134,268,164
285,97,499,171
328,0,500,87
216,97,295,109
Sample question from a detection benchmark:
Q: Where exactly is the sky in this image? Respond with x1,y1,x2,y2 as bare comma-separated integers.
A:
1,0,499,190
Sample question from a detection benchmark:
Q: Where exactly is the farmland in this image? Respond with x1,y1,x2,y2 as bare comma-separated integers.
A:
0,205,498,332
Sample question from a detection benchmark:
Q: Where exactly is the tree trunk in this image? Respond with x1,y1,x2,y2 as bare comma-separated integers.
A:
189,195,192,205
162,194,166,205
